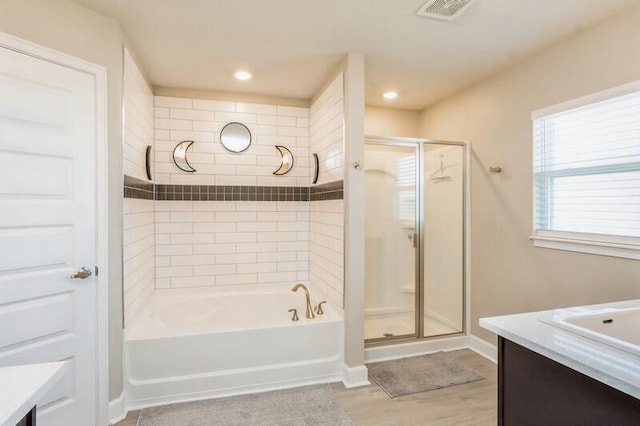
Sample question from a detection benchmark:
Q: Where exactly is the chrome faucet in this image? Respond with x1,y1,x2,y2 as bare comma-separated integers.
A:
291,283,315,319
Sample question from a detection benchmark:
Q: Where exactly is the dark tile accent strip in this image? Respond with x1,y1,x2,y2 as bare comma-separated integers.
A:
310,180,344,201
123,175,343,202
155,184,310,202
124,175,154,200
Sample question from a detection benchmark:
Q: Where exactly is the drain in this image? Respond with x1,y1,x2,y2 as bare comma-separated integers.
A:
383,333,395,337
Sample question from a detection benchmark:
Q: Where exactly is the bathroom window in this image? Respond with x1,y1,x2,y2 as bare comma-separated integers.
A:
531,82,640,259
396,155,416,223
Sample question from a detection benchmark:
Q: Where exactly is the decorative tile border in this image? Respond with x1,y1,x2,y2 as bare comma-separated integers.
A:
124,175,154,200
123,175,343,202
310,180,343,201
156,184,310,201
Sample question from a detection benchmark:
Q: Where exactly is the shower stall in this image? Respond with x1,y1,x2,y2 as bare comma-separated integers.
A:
364,138,466,344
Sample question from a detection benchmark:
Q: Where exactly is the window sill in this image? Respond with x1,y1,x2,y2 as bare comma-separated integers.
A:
530,234,640,260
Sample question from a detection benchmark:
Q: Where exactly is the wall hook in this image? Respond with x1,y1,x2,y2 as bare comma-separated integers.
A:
489,166,502,173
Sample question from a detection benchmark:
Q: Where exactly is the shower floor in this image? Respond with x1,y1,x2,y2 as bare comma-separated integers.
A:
364,311,460,340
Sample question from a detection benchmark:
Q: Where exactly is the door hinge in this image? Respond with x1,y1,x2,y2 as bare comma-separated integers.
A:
95,266,99,277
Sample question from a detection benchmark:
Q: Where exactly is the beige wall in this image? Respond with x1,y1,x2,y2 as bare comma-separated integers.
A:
343,54,366,370
365,106,420,139
0,0,126,399
419,6,640,343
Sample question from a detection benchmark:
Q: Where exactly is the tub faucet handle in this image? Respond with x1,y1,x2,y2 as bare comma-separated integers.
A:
288,308,299,322
315,301,327,315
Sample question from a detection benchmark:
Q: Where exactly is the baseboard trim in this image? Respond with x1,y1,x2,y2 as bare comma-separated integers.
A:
341,363,370,388
468,335,498,364
108,392,127,425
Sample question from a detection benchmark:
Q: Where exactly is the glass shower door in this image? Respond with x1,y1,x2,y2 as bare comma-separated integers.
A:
364,142,418,341
422,144,464,337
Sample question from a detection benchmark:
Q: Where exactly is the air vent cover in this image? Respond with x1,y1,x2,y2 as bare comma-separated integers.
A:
417,0,476,21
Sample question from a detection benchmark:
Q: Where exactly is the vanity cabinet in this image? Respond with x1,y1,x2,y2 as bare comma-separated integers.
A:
498,337,640,425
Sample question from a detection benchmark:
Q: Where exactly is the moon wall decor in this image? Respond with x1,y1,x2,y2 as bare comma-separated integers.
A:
312,153,319,184
145,145,153,181
173,140,196,173
273,145,294,175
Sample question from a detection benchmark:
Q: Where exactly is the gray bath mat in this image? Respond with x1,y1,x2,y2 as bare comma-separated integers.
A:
137,384,354,426
367,352,484,398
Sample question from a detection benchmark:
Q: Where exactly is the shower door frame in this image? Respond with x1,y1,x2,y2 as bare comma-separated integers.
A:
364,139,422,343
364,136,467,347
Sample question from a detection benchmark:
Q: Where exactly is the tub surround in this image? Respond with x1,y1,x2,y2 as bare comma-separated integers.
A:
124,175,154,200
153,96,310,188
155,184,311,202
120,74,350,412
123,48,154,183
124,179,345,202
122,49,155,326
480,300,640,399
151,96,315,291
310,180,343,201
309,73,345,308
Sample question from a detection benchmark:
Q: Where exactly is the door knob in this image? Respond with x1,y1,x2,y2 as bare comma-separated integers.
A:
70,266,92,279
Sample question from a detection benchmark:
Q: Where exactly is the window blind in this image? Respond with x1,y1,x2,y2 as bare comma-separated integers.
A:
396,155,416,222
533,89,640,238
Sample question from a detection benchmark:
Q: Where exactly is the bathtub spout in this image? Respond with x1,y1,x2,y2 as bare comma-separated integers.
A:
291,283,315,319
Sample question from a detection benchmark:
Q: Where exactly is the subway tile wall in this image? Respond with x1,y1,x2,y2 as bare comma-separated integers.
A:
122,49,155,325
123,48,154,182
154,97,310,187
153,97,311,290
122,48,155,325
309,200,344,308
309,73,345,308
309,73,344,185
123,198,155,325
155,200,309,288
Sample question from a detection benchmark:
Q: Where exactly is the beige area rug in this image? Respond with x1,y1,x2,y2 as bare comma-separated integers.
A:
367,351,485,398
137,384,354,426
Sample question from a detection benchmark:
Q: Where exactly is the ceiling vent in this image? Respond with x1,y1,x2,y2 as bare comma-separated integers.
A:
417,0,476,21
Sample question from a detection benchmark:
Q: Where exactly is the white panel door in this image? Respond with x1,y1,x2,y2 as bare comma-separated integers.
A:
0,46,98,425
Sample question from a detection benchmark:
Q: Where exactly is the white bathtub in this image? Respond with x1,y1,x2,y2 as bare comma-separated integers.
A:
124,285,344,409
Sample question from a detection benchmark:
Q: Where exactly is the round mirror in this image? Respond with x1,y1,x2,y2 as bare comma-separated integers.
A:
220,122,252,153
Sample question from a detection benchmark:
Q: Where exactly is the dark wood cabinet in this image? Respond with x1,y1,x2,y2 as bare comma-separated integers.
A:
498,337,640,426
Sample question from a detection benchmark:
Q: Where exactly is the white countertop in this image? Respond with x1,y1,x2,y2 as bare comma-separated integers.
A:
480,300,640,400
0,362,65,426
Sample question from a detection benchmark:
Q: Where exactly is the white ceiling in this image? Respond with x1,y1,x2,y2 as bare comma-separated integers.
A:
75,0,635,110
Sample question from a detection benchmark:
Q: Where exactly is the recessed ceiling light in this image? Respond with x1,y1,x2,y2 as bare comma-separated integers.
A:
383,91,398,100
234,71,252,81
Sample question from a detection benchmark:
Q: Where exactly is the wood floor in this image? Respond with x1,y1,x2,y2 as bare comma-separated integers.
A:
116,349,496,426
